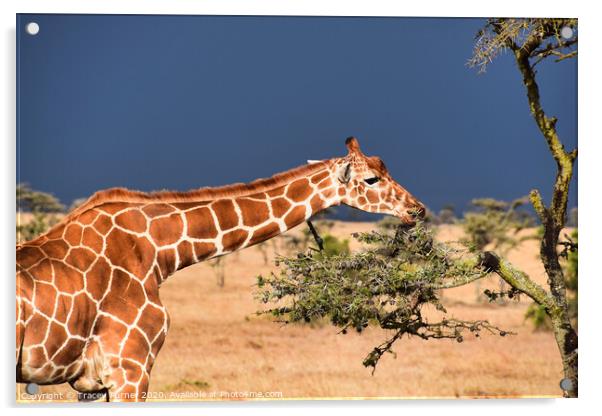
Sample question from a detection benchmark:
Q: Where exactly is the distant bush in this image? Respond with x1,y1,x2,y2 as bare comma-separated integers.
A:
17,212,60,243
437,204,457,225
461,197,535,255
17,183,65,213
525,304,553,331
16,183,65,243
459,197,536,304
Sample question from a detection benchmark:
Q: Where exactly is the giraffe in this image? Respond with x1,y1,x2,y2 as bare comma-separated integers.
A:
16,137,425,402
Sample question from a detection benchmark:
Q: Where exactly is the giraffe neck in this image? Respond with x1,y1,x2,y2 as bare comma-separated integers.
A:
146,160,340,282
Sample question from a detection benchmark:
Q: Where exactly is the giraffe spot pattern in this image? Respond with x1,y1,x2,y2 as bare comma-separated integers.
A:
65,247,97,271
310,194,324,213
149,214,183,246
266,187,285,198
100,292,139,325
366,189,379,204
193,242,216,261
16,246,45,269
76,209,100,225
53,261,84,293
222,229,248,252
68,293,96,336
25,314,49,345
64,223,83,246
44,322,68,358
177,241,195,269
93,315,128,355
45,226,65,240
122,357,144,381
110,269,145,309
33,282,57,317
237,198,269,227
141,203,175,218
85,258,111,301
185,207,218,239
115,210,148,233
212,199,238,230
249,222,280,246
318,178,332,190
28,259,54,282
136,305,166,344
322,188,336,200
286,179,312,202
40,239,70,259
105,229,155,277
82,227,104,254
122,328,150,365
284,206,307,228
26,346,47,368
311,170,330,184
53,338,85,367
271,197,291,218
93,214,113,235
156,248,177,278
54,294,73,324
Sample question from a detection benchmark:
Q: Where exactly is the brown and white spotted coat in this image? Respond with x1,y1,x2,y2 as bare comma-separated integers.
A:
16,137,424,401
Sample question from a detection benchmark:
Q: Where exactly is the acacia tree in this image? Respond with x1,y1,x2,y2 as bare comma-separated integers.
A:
16,183,65,243
257,18,578,398
469,18,578,397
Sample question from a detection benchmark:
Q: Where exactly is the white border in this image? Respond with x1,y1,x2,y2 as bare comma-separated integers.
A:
2,1,600,415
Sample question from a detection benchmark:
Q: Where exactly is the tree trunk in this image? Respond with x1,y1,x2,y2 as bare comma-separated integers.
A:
480,251,578,397
512,37,578,397
550,312,578,397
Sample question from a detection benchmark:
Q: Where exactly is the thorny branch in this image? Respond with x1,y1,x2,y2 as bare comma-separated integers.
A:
256,223,514,372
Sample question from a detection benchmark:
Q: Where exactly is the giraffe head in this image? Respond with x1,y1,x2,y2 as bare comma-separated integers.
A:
330,137,425,225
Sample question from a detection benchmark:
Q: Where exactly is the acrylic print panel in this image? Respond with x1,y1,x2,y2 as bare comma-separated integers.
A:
16,14,578,402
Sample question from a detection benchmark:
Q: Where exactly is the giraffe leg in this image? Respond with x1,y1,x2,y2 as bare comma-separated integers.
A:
83,283,170,402
104,359,151,402
72,347,152,402
97,303,169,401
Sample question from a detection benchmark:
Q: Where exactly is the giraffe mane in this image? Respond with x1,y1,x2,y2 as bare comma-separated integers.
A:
51,159,334,230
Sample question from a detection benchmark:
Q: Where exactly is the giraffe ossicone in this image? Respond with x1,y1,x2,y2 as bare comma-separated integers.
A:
16,137,425,401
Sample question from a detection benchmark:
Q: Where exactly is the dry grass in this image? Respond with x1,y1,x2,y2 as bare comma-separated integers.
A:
17,222,568,402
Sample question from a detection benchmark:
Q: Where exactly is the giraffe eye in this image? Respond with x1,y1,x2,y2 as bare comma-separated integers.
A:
364,177,380,185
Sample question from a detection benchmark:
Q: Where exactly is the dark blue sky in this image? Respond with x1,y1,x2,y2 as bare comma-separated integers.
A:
17,14,577,217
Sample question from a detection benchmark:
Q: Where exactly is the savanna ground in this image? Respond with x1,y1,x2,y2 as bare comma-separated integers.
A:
17,220,568,402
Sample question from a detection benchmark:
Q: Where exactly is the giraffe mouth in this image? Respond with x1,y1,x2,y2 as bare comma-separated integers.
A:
398,206,425,225
399,214,418,226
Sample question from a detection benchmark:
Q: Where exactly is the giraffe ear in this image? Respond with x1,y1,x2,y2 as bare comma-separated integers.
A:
307,159,323,164
338,163,352,184
345,136,362,154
